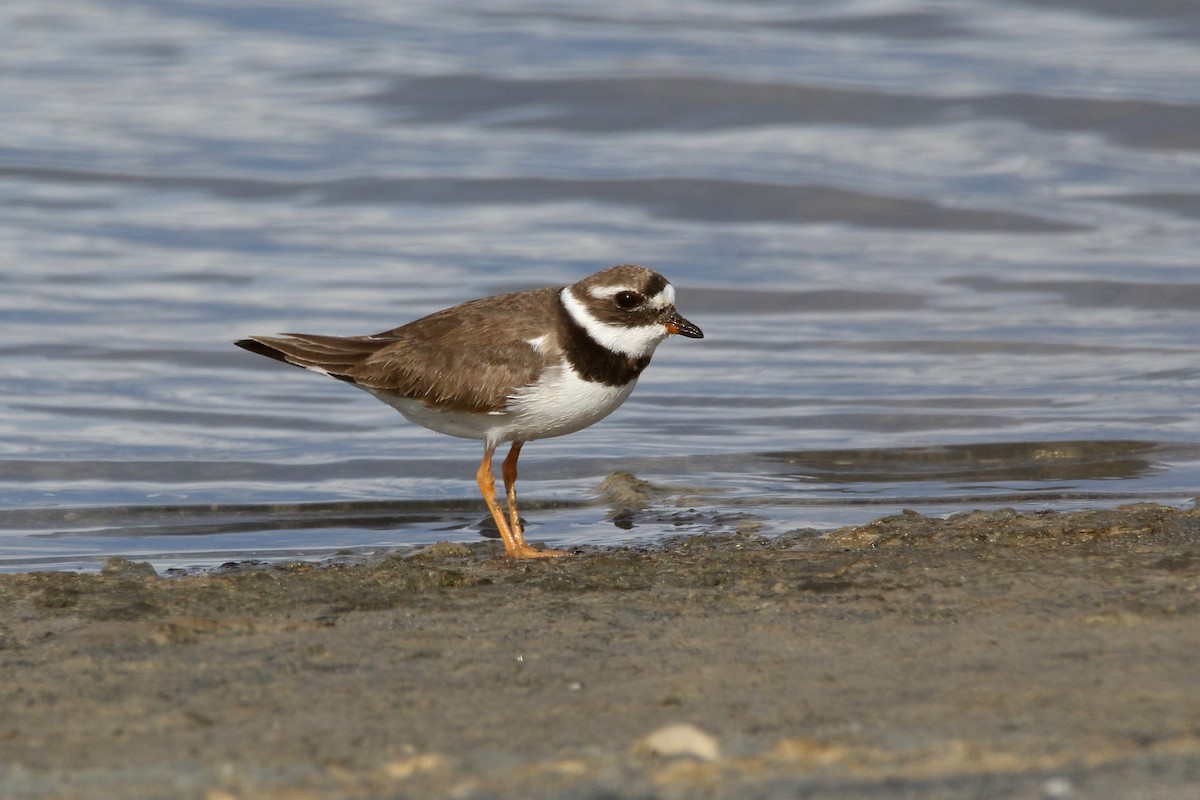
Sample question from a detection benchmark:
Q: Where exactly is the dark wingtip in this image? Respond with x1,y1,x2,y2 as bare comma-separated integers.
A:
234,336,360,384
234,337,289,364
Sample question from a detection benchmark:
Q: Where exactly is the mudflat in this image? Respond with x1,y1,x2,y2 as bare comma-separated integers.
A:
2,500,1199,799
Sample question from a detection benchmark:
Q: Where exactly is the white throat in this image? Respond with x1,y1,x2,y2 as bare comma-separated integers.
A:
560,287,669,358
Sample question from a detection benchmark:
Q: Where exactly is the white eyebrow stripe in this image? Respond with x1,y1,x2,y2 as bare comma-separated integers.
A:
587,284,626,299
648,283,675,309
586,283,676,309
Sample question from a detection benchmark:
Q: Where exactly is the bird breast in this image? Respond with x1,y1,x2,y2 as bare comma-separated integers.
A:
504,359,638,441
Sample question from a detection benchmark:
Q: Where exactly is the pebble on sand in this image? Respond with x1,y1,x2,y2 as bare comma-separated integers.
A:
633,723,721,762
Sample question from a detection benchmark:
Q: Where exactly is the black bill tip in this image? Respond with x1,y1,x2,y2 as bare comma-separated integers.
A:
666,312,703,339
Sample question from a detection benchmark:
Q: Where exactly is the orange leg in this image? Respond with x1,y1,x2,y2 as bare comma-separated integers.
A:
477,441,565,558
501,441,525,539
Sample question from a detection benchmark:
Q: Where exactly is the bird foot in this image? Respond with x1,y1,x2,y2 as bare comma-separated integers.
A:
506,544,568,559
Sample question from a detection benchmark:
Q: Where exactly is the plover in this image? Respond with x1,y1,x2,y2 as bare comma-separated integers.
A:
235,264,703,558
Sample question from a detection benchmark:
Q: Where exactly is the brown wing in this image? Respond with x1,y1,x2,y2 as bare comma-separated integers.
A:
235,287,563,414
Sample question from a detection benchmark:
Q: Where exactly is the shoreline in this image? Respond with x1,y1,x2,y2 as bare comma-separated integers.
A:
2,503,1199,798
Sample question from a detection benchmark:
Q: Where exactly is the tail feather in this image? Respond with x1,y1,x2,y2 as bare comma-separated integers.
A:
234,334,383,382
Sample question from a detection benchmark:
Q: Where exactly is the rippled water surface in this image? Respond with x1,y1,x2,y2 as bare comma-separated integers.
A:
4,0,1200,571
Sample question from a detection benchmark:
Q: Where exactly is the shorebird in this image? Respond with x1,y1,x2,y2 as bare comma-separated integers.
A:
236,264,703,557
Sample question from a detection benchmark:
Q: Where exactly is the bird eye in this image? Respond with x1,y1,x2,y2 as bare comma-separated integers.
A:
614,290,642,310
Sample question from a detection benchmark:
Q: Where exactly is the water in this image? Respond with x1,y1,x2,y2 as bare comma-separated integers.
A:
3,0,1200,572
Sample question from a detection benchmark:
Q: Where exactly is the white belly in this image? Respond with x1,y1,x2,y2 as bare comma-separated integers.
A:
506,363,638,441
367,362,637,444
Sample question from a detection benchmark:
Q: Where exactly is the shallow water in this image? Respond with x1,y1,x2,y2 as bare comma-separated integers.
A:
3,0,1200,571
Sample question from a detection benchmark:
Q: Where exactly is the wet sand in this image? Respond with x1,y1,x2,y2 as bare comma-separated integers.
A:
2,498,1199,799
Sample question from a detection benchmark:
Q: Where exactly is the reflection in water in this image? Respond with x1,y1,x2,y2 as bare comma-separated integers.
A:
9,497,584,540
0,167,1081,231
764,440,1163,484
367,74,1200,151
946,278,1200,311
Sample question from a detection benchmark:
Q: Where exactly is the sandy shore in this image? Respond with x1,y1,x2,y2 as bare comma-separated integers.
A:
2,501,1199,799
